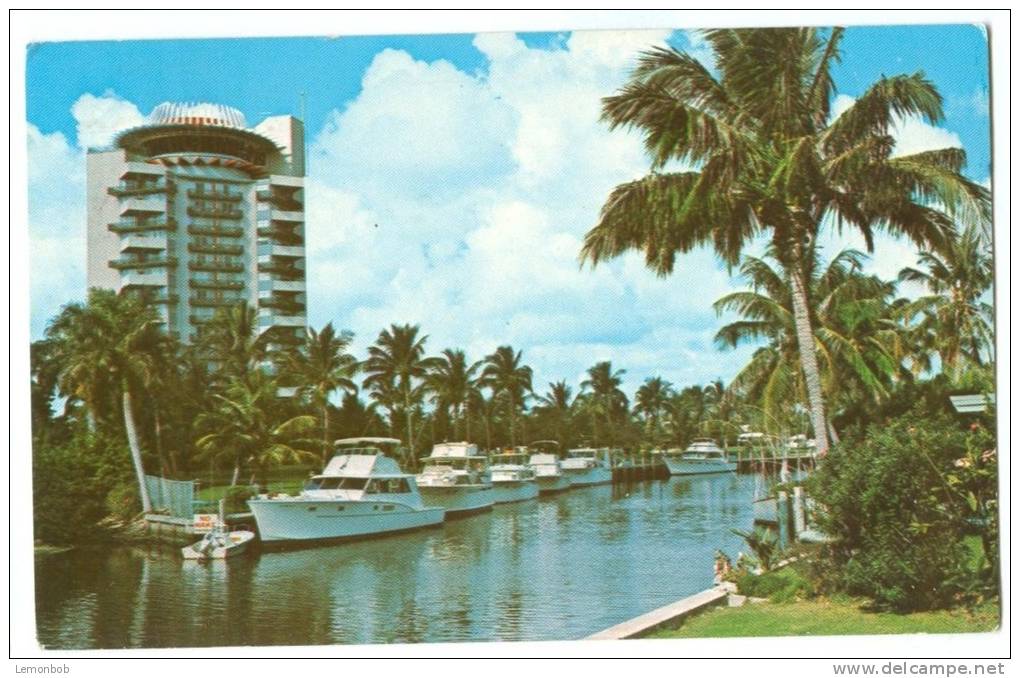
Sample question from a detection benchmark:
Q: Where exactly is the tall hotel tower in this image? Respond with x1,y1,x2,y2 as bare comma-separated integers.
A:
86,102,307,345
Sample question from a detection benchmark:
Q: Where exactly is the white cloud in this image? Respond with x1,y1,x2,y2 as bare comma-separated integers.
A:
71,91,145,149
830,92,963,157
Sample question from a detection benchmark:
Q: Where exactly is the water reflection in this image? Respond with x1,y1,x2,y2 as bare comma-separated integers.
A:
36,474,758,648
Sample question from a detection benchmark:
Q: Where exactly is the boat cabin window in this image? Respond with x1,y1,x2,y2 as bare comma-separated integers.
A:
374,478,410,494
303,478,323,491
338,477,368,490
318,478,342,490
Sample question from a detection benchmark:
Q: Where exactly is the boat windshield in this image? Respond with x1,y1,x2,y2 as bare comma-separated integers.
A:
305,477,369,491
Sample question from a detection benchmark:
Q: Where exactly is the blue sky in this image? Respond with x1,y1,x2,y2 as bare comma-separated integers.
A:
26,24,991,398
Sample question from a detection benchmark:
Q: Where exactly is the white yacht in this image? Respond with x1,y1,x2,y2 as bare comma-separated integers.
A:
489,447,539,504
527,441,571,494
561,447,613,487
416,442,495,516
247,437,446,545
663,438,737,476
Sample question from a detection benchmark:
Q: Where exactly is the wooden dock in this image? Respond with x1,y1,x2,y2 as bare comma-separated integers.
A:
609,451,670,482
729,448,817,472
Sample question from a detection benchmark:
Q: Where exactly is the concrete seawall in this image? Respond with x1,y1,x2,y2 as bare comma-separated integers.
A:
586,585,731,640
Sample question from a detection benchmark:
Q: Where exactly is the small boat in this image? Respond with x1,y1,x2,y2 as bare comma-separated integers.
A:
561,447,613,487
416,442,495,516
489,447,539,504
663,438,737,476
182,527,255,560
527,441,571,494
247,437,446,545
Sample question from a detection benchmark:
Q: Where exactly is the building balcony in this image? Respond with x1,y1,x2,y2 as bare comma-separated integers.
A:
260,327,304,346
259,312,306,328
267,209,303,223
187,205,243,219
266,174,304,189
258,278,305,293
190,296,243,308
256,191,303,211
120,234,168,253
121,270,168,288
120,162,164,179
189,314,215,326
188,242,244,256
188,259,244,273
257,262,303,279
109,217,177,234
120,195,167,215
257,226,303,246
108,181,174,197
258,243,304,259
187,188,243,202
187,223,244,238
151,292,179,305
258,297,305,315
190,278,244,291
109,255,177,270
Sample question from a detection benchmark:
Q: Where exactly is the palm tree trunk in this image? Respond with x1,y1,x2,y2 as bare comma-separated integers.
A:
404,388,414,456
322,402,330,466
508,395,517,447
788,267,830,456
122,388,152,514
231,461,241,486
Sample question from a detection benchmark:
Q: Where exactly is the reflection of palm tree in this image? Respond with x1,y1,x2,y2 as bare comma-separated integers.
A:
195,372,318,486
479,346,533,447
46,289,173,512
715,248,900,434
898,225,994,381
581,28,990,455
581,361,627,446
362,324,434,455
283,323,358,464
426,349,482,441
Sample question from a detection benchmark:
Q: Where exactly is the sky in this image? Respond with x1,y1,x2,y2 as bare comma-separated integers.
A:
25,23,992,399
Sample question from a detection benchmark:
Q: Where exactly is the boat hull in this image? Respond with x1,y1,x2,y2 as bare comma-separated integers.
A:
534,474,571,494
563,467,612,487
248,499,446,543
417,485,494,516
490,480,539,504
663,457,737,475
181,530,255,560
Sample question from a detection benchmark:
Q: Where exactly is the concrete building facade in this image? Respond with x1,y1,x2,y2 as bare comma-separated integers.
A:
86,102,307,345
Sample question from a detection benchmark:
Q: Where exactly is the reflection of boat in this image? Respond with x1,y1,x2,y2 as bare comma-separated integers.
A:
561,448,612,487
248,437,446,544
527,441,571,494
181,528,255,560
416,442,494,516
663,439,737,476
489,448,539,504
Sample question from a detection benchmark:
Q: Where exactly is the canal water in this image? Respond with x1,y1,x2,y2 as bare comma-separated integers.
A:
35,474,758,648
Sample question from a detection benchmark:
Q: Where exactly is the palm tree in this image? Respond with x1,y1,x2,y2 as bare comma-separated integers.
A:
533,380,576,450
634,376,674,440
898,224,994,380
580,28,990,455
479,346,533,447
580,361,628,446
714,247,901,435
425,349,482,441
198,301,269,384
44,289,173,513
283,323,359,463
361,324,434,454
195,371,318,486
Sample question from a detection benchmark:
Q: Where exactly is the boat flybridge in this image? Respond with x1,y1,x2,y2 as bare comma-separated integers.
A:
247,437,446,545
561,447,613,487
663,438,737,476
527,441,571,494
489,446,539,504
416,442,495,516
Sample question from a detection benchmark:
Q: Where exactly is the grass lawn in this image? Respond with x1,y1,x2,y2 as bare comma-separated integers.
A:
648,597,1000,638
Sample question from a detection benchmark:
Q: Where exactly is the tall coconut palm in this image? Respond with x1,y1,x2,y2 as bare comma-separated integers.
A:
479,346,533,447
533,380,576,450
634,376,674,440
361,324,434,454
580,28,990,455
425,348,482,442
198,301,269,384
283,323,359,463
44,289,173,513
580,361,628,446
715,248,900,434
898,224,994,380
195,371,318,486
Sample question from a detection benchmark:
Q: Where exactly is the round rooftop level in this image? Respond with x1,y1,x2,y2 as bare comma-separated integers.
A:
149,102,247,129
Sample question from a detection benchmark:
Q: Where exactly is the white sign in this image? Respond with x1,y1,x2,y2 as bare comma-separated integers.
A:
193,514,218,534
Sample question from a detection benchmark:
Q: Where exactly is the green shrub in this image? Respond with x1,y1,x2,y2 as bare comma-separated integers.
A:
224,485,255,513
736,566,815,602
808,405,997,612
105,483,140,522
